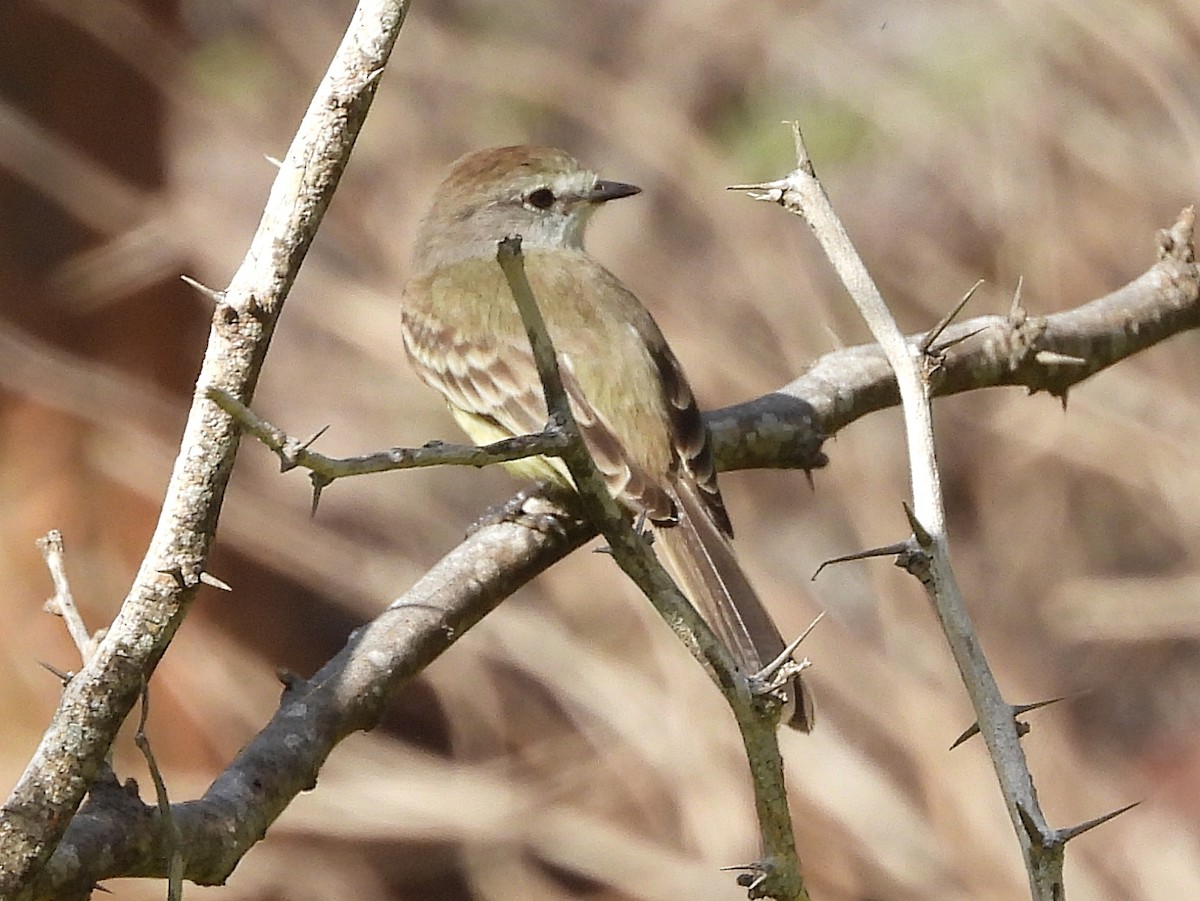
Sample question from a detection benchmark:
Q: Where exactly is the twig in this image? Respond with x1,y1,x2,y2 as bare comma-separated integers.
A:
208,387,571,480
132,684,182,901
495,236,807,901
0,2,411,896
37,530,96,663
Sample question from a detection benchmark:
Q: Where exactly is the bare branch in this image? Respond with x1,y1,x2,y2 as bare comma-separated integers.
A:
0,2,412,895
37,531,96,663
495,236,808,901
731,122,1071,900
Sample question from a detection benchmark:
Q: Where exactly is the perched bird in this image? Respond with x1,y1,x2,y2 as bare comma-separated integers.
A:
400,145,811,730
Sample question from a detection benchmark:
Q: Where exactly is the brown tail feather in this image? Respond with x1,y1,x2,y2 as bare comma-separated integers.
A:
654,483,813,732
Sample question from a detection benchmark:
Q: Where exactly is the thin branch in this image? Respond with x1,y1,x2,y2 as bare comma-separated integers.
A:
0,2,411,896
37,531,96,663
208,387,571,480
495,236,807,901
132,685,182,901
731,122,1070,900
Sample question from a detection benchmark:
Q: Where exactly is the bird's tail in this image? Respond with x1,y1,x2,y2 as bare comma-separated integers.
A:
653,483,813,732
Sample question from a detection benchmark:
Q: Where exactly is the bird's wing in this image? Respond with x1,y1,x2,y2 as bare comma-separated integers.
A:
402,302,677,524
646,338,814,731
646,340,734,536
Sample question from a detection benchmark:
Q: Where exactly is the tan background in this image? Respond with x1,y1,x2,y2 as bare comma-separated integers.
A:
2,1,1199,898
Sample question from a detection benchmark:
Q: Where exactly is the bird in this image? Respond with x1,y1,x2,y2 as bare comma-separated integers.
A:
400,145,812,731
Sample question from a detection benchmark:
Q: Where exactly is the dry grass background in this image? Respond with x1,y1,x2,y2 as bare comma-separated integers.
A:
2,0,1200,898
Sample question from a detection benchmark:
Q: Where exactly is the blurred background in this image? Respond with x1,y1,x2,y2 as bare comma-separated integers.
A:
2,1,1199,898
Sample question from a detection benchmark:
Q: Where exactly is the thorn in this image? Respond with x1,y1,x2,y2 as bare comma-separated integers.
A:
949,716,1030,750
1008,276,1026,322
803,468,815,491
363,66,385,86
719,859,772,890
787,120,814,172
275,669,306,692
794,610,826,646
719,861,767,873
929,325,988,355
1060,389,1069,411
310,473,332,518
949,722,981,750
1055,800,1141,843
812,542,910,579
920,279,985,355
157,564,188,589
950,694,1080,749
244,294,268,320
93,885,113,895
1034,350,1088,367
39,660,74,684
264,154,283,169
1012,694,1078,717
901,502,933,547
198,571,232,592
299,424,331,450
725,180,788,204
180,274,225,304
592,544,614,556
758,612,825,682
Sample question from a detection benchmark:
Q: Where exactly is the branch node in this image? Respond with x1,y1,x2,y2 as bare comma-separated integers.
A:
1157,206,1195,263
1015,797,1050,847
894,538,933,584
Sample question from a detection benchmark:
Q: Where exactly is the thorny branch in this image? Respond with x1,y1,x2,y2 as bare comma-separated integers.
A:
0,2,412,897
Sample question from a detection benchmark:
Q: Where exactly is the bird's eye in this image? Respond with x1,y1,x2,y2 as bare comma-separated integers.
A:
526,188,555,210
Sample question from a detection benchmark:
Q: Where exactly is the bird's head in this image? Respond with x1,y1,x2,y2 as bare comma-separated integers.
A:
413,145,640,270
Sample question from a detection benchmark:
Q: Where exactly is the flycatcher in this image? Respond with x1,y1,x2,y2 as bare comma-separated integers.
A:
401,145,812,731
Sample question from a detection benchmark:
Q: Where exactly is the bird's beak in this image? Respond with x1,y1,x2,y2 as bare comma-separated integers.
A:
587,180,641,203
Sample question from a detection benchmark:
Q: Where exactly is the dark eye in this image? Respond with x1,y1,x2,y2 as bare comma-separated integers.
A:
526,188,555,210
